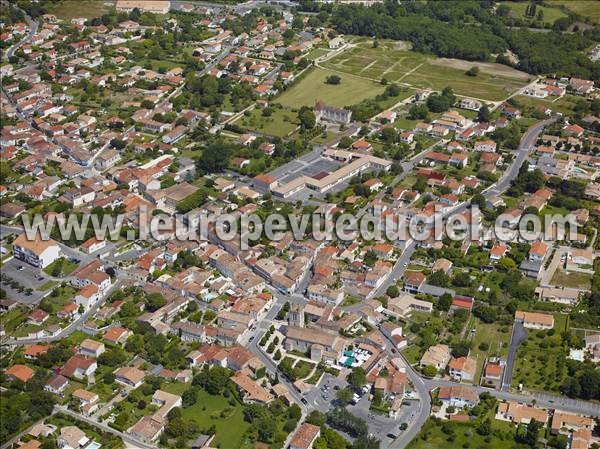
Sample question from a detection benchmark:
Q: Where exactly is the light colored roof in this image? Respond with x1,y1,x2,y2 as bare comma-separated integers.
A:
115,366,145,384
515,311,554,327
13,233,59,255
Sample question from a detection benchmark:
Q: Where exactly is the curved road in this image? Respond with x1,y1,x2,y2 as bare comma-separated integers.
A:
3,1,38,59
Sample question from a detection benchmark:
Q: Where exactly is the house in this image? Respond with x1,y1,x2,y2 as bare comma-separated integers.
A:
534,286,580,306
474,140,497,152
115,366,145,388
387,295,433,317
438,385,479,408
283,325,346,363
551,412,595,434
80,236,106,254
12,234,61,268
78,339,105,358
73,389,100,415
231,372,273,403
152,390,182,420
58,426,90,449
5,364,35,382
103,326,132,345
496,401,548,425
61,356,97,379
490,244,508,261
528,241,549,263
515,311,554,330
419,344,451,370
403,271,425,294
45,374,69,395
448,356,476,382
290,423,321,449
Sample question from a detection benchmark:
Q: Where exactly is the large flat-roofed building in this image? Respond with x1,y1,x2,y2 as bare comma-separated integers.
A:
272,151,391,198
116,0,170,14
12,234,61,268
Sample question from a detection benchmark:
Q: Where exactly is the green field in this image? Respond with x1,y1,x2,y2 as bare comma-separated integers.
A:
551,270,592,290
548,0,600,23
319,39,530,102
469,320,512,383
407,415,516,449
238,107,299,137
321,40,428,81
500,1,567,23
46,0,113,19
403,63,527,102
276,67,386,108
180,388,251,449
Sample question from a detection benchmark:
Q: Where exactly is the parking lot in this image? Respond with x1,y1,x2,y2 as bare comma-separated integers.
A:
1,257,54,305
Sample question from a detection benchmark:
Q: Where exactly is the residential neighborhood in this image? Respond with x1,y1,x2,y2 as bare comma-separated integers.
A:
1,1,599,449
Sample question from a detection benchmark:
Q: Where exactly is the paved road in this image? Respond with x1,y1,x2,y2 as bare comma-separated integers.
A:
3,1,38,59
501,321,528,392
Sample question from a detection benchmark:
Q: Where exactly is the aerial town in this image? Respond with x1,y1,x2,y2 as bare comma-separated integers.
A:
0,1,599,449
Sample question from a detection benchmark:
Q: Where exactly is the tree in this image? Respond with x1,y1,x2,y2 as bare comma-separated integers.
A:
408,104,429,120
347,368,367,388
386,285,399,298
336,388,354,405
451,341,470,358
466,66,479,77
298,107,316,130
326,75,342,85
182,388,197,408
428,270,449,288
422,365,437,377
145,292,166,312
436,293,453,311
477,105,490,122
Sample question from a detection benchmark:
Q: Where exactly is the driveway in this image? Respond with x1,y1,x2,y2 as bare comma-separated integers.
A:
501,321,528,392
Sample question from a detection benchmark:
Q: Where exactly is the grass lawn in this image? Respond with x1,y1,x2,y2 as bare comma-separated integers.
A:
403,63,527,102
407,415,517,449
276,67,386,108
305,47,331,61
46,0,113,19
237,107,299,137
43,257,79,277
402,345,424,365
500,1,567,23
547,0,600,23
38,280,58,291
1,307,28,332
181,389,251,449
550,270,592,290
469,320,512,384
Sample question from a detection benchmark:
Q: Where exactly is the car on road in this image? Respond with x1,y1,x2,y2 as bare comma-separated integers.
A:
391,348,397,353
387,433,397,439
399,423,408,431
301,397,308,405
17,265,24,271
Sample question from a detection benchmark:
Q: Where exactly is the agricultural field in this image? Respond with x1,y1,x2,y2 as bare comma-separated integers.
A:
45,0,114,19
276,67,386,108
320,39,531,102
